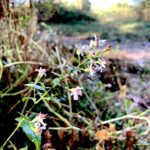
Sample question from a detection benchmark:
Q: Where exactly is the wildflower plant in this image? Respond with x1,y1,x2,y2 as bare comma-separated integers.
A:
75,34,110,77
1,17,150,150
2,34,110,149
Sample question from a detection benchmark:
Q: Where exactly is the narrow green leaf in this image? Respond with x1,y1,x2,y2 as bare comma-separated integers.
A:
25,83,45,91
19,146,28,150
52,78,61,87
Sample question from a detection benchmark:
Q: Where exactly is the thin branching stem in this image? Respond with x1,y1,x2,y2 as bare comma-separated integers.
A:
78,78,99,116
101,114,149,125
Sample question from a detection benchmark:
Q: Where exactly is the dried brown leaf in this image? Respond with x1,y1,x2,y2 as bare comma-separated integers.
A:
95,129,109,141
109,123,116,133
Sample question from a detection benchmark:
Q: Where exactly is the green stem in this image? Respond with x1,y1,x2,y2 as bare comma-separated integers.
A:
78,79,99,116
140,108,150,116
78,54,81,65
101,114,149,125
43,100,71,126
0,88,28,97
3,118,24,148
49,126,81,131
124,98,128,114
4,61,42,68
68,90,72,121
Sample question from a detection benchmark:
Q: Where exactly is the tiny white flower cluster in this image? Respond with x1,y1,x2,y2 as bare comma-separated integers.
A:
76,34,108,56
85,60,106,77
32,113,47,134
76,34,109,77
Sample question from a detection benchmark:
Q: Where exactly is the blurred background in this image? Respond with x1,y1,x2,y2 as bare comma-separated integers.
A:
13,0,150,51
21,0,150,65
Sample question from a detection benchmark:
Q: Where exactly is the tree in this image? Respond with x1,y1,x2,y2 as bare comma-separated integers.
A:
133,0,150,20
76,0,91,12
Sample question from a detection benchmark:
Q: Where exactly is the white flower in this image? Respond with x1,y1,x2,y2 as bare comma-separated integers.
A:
98,40,107,48
80,45,89,51
94,33,97,41
76,44,88,55
89,40,96,49
89,34,98,49
88,50,95,57
85,66,96,77
88,68,96,77
101,60,106,68
69,86,82,101
35,67,47,78
98,60,106,72
32,113,47,134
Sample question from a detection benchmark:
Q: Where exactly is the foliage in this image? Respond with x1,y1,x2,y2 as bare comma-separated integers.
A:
0,2,150,150
35,0,57,22
133,0,150,21
35,0,95,23
16,116,42,149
